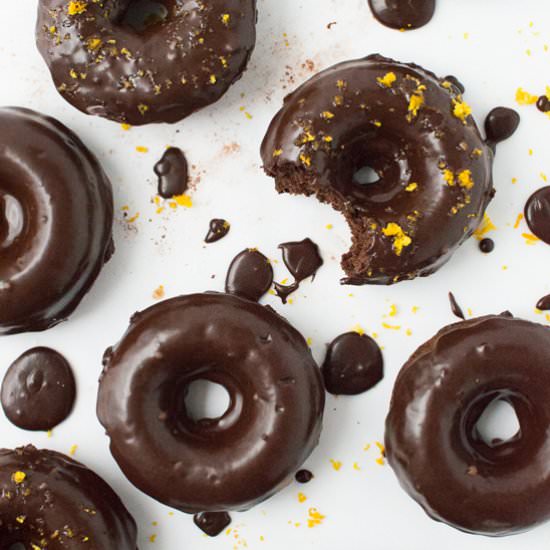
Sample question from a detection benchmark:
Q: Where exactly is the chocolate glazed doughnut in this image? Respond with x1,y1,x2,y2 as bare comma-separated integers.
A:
261,55,515,285
97,293,325,512
385,314,550,536
0,108,113,335
36,0,257,125
0,445,137,549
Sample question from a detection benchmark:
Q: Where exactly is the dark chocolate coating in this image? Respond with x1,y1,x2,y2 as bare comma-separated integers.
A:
154,147,189,198
225,249,274,302
36,0,257,125
1,348,76,431
322,332,383,395
0,107,113,335
279,238,323,282
484,107,520,148
0,445,137,549
193,511,231,537
368,0,435,30
386,315,550,536
261,55,498,285
97,293,325,512
205,219,231,243
525,187,550,244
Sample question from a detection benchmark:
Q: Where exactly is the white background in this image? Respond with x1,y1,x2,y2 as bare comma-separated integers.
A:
2,1,550,548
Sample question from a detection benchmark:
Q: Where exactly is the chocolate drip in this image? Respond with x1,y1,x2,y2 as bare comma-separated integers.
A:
368,0,436,30
525,187,550,244
154,147,189,198
279,238,323,282
322,332,384,395
536,294,550,311
448,292,465,320
485,107,520,148
295,469,314,483
193,511,232,537
537,95,550,113
479,238,494,253
205,219,231,243
225,249,274,302
1,348,76,431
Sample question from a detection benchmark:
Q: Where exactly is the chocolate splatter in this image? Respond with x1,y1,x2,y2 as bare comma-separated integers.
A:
485,107,520,148
205,219,230,243
479,238,494,253
295,469,314,483
193,512,232,537
448,292,465,320
321,332,384,395
154,147,189,199
1,347,76,431
537,95,550,113
225,249,274,302
274,238,323,304
368,0,436,30
536,294,550,311
525,187,550,244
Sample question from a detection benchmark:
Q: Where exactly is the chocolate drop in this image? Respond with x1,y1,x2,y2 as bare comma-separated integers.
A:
322,332,384,395
295,469,314,483
485,107,520,147
536,294,550,311
368,0,436,30
225,249,274,302
193,511,232,537
1,348,76,431
479,238,494,253
537,95,550,113
525,187,550,244
448,292,465,320
154,147,189,199
274,281,300,304
205,219,230,243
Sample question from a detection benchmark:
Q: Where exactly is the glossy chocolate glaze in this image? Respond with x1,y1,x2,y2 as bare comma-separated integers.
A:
321,332,383,395
1,348,76,431
279,238,323,282
295,469,314,483
36,0,257,125
448,291,465,320
205,219,231,243
368,0,435,30
261,55,502,285
225,249,274,301
193,511,232,537
484,107,520,149
525,187,550,244
536,294,550,311
0,107,113,335
386,315,550,535
0,445,137,549
154,147,189,198
479,237,494,253
97,293,325,512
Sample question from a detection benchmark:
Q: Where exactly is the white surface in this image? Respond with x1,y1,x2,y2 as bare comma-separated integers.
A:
2,1,550,549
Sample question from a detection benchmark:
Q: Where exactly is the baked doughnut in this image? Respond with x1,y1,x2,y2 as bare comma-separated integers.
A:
36,0,257,125
261,55,517,285
0,107,113,335
0,445,137,549
97,292,325,512
385,314,550,536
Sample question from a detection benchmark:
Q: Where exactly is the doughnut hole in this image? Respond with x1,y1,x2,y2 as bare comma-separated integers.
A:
184,379,231,422
119,0,173,33
475,398,521,446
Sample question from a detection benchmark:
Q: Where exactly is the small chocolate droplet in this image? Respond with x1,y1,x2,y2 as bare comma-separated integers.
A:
448,291,465,320
225,249,273,302
154,147,189,199
479,238,494,253
193,511,231,537
536,294,550,311
525,187,550,245
484,107,520,146
295,469,314,483
205,219,230,243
